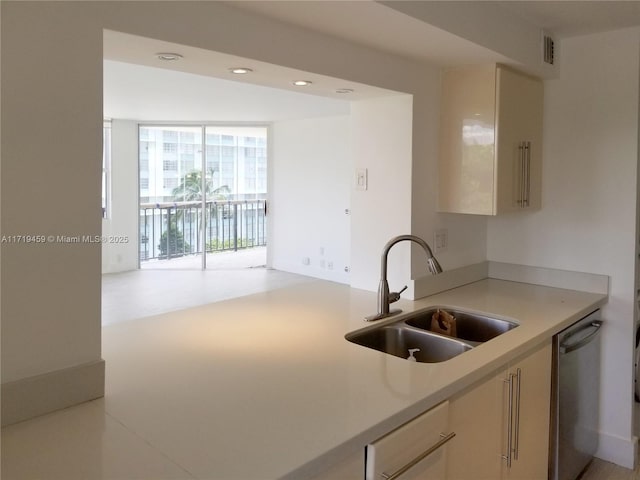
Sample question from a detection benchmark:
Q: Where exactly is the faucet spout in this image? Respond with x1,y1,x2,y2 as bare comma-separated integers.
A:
365,234,443,322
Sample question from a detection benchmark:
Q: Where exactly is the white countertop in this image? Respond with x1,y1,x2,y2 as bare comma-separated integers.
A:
102,278,606,480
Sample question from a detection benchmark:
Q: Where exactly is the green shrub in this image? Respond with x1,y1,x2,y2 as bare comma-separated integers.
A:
207,238,254,252
158,224,190,258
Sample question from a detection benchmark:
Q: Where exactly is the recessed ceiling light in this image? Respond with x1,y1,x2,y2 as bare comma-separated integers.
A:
229,67,253,74
156,52,183,61
293,80,312,86
335,88,354,94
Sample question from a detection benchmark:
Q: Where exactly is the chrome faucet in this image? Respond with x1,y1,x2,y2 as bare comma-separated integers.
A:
365,234,443,322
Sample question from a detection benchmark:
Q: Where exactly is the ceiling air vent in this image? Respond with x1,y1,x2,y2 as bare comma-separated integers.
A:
543,34,555,65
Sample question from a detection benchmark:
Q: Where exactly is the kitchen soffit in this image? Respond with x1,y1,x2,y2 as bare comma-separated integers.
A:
103,30,402,102
227,1,640,62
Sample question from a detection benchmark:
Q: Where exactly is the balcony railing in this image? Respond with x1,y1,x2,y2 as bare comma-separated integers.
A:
139,199,267,261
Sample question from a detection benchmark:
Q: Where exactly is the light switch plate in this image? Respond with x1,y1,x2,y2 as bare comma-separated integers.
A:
355,168,368,191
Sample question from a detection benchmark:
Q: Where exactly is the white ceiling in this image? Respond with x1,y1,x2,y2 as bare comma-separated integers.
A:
226,0,510,66
103,29,402,122
104,1,640,122
496,1,640,38
103,60,352,122
229,1,640,65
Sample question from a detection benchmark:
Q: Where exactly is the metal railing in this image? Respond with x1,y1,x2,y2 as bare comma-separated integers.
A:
139,199,267,261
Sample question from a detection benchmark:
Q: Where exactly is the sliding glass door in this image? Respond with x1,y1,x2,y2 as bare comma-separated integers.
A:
138,125,267,270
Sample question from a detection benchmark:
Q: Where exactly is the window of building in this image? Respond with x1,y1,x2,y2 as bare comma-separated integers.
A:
163,177,179,189
139,125,267,202
180,143,195,154
163,159,178,171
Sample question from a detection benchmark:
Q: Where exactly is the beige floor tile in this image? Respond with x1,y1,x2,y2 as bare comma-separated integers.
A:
3,264,316,479
102,260,314,325
1,400,195,480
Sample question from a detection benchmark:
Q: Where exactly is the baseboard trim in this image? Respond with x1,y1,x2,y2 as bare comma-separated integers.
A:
1,359,105,426
595,432,638,469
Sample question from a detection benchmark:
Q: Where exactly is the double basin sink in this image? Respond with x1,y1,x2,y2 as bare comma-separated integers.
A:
345,307,518,363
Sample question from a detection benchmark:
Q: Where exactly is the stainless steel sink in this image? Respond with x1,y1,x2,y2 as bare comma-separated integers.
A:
345,323,473,363
404,307,518,344
346,306,518,362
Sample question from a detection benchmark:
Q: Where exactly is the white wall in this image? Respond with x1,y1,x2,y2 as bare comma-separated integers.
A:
0,1,445,397
102,120,138,274
350,95,415,292
410,75,488,278
487,28,640,467
270,115,351,283
1,3,103,383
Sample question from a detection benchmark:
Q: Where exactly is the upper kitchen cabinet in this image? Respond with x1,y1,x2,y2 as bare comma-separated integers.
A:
438,64,543,215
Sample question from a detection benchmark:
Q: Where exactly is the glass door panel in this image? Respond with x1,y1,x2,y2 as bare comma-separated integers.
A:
204,126,267,269
139,125,203,269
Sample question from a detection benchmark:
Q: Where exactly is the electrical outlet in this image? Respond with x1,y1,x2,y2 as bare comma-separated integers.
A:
434,229,448,253
302,257,310,266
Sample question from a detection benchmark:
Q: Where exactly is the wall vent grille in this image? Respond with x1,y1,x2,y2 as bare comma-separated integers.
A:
543,35,555,65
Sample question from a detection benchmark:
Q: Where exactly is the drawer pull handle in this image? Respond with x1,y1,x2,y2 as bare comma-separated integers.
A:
380,431,456,480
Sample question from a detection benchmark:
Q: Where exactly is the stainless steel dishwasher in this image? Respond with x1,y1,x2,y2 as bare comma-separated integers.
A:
549,310,603,480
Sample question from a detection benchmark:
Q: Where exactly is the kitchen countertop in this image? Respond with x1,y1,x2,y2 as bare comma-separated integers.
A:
102,278,607,480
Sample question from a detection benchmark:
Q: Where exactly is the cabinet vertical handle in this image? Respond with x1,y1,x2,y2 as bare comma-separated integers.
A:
524,142,531,207
502,374,515,467
517,141,531,208
517,142,525,207
513,368,522,460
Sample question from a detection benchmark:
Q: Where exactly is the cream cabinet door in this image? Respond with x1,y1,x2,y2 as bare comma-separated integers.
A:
439,64,497,215
502,341,552,480
446,369,506,480
438,63,543,216
494,66,544,214
366,401,452,480
447,341,552,480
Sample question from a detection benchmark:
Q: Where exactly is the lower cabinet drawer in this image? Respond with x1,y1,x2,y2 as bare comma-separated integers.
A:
366,401,452,480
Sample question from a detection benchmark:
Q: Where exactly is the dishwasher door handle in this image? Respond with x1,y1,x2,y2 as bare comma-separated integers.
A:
560,321,603,354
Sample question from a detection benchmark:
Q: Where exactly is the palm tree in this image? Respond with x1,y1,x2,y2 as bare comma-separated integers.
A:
172,168,230,202
168,168,231,255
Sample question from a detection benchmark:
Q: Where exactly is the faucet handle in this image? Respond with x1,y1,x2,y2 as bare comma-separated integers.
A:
389,285,408,303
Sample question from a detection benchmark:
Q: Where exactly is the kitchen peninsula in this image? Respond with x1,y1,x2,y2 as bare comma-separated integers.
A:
100,277,606,479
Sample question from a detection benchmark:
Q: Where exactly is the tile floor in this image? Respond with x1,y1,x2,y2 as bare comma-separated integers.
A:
580,458,639,479
140,246,267,271
2,255,317,479
102,247,315,325
2,399,195,479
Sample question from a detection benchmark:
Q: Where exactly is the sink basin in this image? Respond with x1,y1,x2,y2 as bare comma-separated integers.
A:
404,307,518,344
345,323,473,363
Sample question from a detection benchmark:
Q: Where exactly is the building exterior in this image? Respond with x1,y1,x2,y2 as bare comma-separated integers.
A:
139,125,267,203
